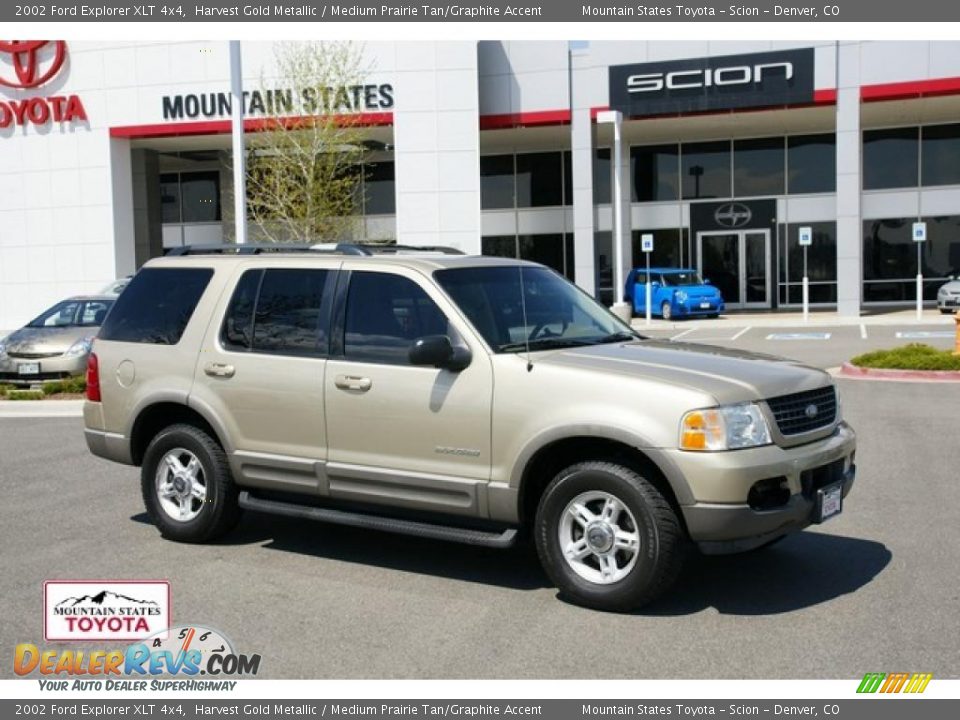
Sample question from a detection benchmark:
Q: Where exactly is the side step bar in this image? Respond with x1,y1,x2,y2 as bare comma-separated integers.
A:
238,492,519,549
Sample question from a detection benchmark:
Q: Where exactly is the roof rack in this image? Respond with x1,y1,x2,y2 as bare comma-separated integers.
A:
164,243,465,257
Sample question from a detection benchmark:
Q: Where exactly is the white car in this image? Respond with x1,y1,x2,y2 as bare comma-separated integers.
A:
937,274,960,314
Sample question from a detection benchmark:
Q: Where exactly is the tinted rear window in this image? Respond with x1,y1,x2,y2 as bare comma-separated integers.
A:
98,267,213,345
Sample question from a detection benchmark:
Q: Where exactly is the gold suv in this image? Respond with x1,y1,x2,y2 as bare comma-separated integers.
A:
84,244,856,611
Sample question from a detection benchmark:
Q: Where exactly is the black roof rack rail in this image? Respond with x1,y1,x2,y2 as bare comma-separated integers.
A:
164,243,369,256
163,243,466,257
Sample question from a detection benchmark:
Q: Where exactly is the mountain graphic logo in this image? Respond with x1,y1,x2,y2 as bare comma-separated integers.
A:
55,590,159,608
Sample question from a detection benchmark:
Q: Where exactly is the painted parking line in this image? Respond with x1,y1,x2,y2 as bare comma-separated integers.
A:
895,331,954,339
731,326,752,340
670,327,698,341
765,332,832,340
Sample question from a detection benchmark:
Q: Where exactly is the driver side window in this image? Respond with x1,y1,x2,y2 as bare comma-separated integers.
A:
343,272,450,366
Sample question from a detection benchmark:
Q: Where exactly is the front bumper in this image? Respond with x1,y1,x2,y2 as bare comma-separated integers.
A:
672,299,724,316
0,353,86,385
658,422,856,553
937,296,959,311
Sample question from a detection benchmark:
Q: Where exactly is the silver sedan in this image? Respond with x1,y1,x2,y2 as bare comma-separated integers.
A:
937,276,960,314
0,296,114,386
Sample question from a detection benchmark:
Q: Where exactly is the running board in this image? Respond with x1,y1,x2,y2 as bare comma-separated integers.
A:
238,492,519,549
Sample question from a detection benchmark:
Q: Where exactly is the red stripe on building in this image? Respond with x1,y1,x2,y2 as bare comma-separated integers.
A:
478,109,571,130
861,76,960,102
109,112,394,139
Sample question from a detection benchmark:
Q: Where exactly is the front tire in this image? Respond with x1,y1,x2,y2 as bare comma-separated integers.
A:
141,423,241,543
535,461,685,612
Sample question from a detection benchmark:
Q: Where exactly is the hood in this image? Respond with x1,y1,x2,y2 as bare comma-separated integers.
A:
939,280,960,294
540,340,830,405
3,326,91,355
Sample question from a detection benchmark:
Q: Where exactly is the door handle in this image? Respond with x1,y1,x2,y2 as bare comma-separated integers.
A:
334,374,372,392
204,363,236,378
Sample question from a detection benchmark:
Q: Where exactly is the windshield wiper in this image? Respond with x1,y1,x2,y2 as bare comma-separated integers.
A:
595,331,642,343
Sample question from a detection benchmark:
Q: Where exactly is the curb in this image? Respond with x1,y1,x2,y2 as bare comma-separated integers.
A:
839,362,960,382
0,399,84,418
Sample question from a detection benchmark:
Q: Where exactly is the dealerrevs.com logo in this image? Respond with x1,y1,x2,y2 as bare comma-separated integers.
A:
0,40,88,129
44,581,170,641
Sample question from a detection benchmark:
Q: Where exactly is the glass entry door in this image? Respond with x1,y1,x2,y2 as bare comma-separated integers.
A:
697,230,771,309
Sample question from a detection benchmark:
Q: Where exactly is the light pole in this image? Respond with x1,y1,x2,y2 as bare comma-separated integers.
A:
229,40,247,245
597,110,631,322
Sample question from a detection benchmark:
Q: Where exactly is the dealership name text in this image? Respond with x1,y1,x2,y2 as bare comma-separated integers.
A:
0,95,86,129
162,84,394,120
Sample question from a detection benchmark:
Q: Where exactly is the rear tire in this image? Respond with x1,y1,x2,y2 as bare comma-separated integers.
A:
141,423,241,543
535,461,685,612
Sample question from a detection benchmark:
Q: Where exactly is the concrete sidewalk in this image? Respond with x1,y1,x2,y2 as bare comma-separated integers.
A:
0,400,84,418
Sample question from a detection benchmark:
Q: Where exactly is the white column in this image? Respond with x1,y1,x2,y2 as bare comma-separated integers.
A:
229,40,247,246
835,43,862,317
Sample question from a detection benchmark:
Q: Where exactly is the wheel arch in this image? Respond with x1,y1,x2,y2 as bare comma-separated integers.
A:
129,399,230,467
514,430,692,533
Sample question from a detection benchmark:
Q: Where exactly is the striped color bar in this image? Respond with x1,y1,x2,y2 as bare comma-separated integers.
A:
857,672,933,693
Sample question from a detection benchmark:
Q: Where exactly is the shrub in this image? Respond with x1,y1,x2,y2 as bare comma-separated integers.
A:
41,377,87,396
850,343,960,371
6,389,45,401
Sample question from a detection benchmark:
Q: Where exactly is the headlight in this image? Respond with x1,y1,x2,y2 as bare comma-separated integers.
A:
675,290,688,303
64,337,93,357
679,402,772,451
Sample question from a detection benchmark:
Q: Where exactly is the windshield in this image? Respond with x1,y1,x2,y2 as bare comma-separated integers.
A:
27,299,114,329
660,272,704,287
435,266,640,353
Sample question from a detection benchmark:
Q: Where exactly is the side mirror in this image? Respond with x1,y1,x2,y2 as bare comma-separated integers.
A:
409,335,471,372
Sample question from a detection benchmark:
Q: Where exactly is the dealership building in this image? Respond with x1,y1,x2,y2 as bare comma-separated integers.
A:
3,39,960,329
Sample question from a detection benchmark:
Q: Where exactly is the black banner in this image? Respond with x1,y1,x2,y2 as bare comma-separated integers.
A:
609,49,815,117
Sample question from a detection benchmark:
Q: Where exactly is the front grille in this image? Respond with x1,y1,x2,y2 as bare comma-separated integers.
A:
766,386,837,436
8,351,63,359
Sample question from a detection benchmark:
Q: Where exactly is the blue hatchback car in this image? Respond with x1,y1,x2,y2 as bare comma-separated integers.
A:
625,268,725,320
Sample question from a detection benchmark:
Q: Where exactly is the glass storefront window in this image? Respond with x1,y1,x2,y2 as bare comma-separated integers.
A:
783,222,837,283
787,134,836,194
734,138,785,197
863,128,919,190
594,149,611,204
516,152,564,207
921,124,960,187
481,234,575,280
563,151,573,206
860,216,958,302
594,231,613,305
630,228,687,269
364,162,395,215
681,141,731,200
480,155,515,209
631,144,680,202
161,171,220,223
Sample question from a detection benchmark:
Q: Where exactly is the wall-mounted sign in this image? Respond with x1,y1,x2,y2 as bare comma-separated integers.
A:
161,83,394,121
609,48,815,117
691,199,776,233
0,40,88,130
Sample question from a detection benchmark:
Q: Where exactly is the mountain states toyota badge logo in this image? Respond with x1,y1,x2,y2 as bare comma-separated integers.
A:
0,41,67,89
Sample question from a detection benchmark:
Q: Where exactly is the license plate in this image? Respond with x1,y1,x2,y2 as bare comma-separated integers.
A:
815,482,843,523
700,302,711,309
17,362,40,375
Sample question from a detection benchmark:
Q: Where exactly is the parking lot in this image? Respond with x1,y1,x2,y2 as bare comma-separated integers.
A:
2,325,959,679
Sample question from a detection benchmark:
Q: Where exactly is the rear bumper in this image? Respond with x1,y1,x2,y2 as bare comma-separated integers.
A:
83,401,134,465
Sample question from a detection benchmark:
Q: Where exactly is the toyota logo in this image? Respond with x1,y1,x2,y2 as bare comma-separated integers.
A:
0,40,67,89
804,404,819,419
714,202,753,229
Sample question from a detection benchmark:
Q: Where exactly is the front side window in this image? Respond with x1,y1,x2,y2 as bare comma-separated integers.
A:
221,268,331,356
98,268,212,345
435,266,636,353
343,272,450,365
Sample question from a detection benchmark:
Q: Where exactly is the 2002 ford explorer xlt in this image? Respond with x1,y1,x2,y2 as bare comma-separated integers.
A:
83,244,856,611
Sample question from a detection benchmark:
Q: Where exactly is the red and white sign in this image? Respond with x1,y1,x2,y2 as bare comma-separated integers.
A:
0,40,88,129
43,581,171,642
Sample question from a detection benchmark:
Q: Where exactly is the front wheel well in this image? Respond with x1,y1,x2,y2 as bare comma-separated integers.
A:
129,402,222,466
518,436,686,534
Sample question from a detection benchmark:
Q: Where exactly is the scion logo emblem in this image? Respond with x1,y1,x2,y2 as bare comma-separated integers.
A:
804,404,819,419
714,202,753,229
0,41,67,89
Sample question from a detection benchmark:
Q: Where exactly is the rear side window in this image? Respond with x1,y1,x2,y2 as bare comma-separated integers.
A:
221,268,331,356
98,268,213,345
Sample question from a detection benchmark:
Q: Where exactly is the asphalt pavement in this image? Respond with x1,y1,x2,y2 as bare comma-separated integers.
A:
2,372,959,679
